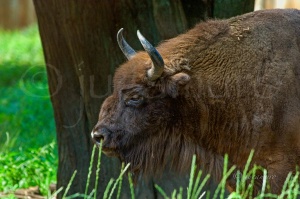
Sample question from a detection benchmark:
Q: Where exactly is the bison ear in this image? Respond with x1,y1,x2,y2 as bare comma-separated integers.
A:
165,72,190,98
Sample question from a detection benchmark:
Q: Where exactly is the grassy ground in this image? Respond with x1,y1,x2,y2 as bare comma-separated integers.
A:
0,26,57,195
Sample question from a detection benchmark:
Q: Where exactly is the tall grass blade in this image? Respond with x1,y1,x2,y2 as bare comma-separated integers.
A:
178,187,183,199
103,179,114,199
191,170,202,197
199,191,206,199
187,154,196,199
128,173,135,199
292,180,299,199
259,169,268,198
235,170,241,195
49,186,63,199
288,171,299,198
155,184,169,199
205,191,210,199
65,193,87,199
117,163,125,199
278,172,292,199
88,189,95,199
194,173,210,198
245,165,260,198
171,189,177,199
212,154,236,199
62,170,77,199
108,163,130,199
85,145,96,198
241,150,254,192
94,141,103,199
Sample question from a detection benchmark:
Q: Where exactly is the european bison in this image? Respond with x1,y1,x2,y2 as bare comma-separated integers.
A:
92,9,300,194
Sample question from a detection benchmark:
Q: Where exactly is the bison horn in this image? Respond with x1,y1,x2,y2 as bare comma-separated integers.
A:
137,30,164,81
117,28,136,60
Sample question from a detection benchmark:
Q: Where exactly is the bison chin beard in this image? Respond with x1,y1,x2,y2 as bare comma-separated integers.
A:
118,129,204,182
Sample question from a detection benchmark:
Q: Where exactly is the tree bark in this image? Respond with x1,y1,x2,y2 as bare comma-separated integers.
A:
33,0,254,198
213,0,255,19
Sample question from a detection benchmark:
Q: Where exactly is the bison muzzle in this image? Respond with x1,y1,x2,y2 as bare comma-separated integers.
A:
92,9,300,194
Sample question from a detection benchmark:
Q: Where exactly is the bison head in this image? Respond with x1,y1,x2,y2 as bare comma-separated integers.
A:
91,29,197,176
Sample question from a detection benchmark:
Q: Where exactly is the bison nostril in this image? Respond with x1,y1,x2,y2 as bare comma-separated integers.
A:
93,132,104,143
91,128,110,145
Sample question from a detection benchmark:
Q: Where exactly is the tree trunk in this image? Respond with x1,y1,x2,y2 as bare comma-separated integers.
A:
213,0,255,18
33,0,254,198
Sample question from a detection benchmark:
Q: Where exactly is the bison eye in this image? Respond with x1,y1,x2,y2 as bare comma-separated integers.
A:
125,95,144,107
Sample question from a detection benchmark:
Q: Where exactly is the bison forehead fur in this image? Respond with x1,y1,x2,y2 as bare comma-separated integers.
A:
92,9,300,194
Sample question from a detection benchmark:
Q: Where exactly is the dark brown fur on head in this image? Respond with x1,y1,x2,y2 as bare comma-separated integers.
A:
92,9,300,194
94,52,198,176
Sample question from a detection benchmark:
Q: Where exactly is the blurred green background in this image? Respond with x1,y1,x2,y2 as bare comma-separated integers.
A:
0,25,57,195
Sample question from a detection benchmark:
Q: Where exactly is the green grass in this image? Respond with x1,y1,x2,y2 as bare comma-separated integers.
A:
0,25,57,195
0,142,57,195
58,147,300,199
154,151,300,199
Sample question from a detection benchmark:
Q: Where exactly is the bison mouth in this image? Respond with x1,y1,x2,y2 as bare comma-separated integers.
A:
100,148,119,157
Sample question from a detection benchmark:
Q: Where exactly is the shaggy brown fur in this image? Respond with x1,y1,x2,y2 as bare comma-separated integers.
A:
92,9,300,194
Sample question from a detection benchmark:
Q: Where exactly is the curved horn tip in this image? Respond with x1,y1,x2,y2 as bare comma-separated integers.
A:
136,30,142,39
137,30,165,81
117,28,124,41
117,28,136,60
136,30,152,52
117,28,124,35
